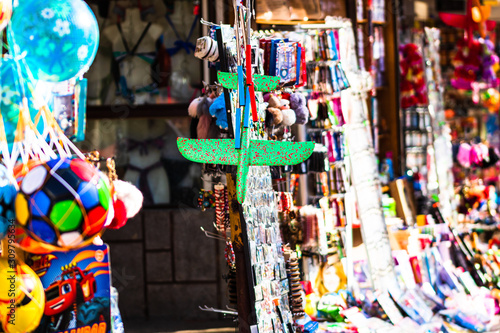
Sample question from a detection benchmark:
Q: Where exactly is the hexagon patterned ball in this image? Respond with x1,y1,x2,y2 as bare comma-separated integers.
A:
15,157,111,253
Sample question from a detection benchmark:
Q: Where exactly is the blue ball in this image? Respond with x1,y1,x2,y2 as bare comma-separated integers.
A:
0,164,17,240
9,0,99,82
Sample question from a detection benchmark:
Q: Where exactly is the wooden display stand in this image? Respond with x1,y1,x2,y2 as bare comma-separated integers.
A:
389,178,417,226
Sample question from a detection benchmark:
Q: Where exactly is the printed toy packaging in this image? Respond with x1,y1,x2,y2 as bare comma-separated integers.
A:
28,244,112,333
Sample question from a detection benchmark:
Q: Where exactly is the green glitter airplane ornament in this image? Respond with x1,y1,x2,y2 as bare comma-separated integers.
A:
177,130,314,204
177,1,314,204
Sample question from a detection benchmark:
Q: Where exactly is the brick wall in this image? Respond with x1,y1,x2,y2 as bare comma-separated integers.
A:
103,208,230,321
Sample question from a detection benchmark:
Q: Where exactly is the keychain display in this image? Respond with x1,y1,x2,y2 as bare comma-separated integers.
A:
288,256,305,318
214,183,229,233
242,167,293,332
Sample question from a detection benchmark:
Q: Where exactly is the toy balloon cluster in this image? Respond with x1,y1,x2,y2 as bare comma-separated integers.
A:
399,44,428,109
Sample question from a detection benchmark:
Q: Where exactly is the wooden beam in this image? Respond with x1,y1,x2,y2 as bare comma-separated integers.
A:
376,0,402,176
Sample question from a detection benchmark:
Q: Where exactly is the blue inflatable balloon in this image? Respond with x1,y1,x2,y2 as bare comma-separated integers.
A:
0,57,42,148
0,164,17,240
9,0,99,82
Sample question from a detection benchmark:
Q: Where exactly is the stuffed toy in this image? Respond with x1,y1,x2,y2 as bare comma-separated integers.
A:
198,96,219,139
107,179,144,230
208,94,229,130
457,143,472,168
268,107,283,125
188,97,202,118
104,155,144,230
278,96,296,127
265,93,299,140
266,94,285,127
268,94,281,108
399,43,427,108
282,108,296,126
290,92,309,125
452,37,499,91
280,98,290,110
188,95,220,139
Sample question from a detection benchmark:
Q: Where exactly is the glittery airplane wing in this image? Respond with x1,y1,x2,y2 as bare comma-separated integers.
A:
177,138,239,165
253,74,280,92
217,72,238,90
218,72,280,92
250,140,315,166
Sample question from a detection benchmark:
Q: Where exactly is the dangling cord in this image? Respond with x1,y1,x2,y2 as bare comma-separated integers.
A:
87,150,101,169
214,182,235,269
224,241,235,269
107,158,117,181
214,183,225,234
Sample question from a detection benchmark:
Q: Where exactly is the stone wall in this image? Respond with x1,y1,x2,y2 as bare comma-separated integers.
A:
102,208,230,321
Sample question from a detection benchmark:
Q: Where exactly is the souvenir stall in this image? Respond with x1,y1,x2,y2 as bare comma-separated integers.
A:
8,0,500,332
432,1,500,230
185,0,400,331
179,0,500,331
0,0,150,332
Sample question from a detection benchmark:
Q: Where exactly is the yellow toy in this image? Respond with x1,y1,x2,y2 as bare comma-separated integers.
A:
0,258,45,333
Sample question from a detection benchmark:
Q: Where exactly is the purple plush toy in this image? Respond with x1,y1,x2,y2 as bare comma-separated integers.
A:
290,92,309,125
481,39,499,86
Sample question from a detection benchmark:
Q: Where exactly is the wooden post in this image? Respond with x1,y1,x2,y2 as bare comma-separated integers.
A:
227,174,255,332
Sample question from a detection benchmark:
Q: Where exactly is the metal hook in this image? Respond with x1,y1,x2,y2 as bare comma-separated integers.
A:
198,305,238,316
200,18,220,27
212,222,227,236
200,227,227,241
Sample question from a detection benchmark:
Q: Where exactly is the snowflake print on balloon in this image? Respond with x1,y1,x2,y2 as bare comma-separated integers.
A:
77,45,88,61
41,8,54,19
53,19,70,37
